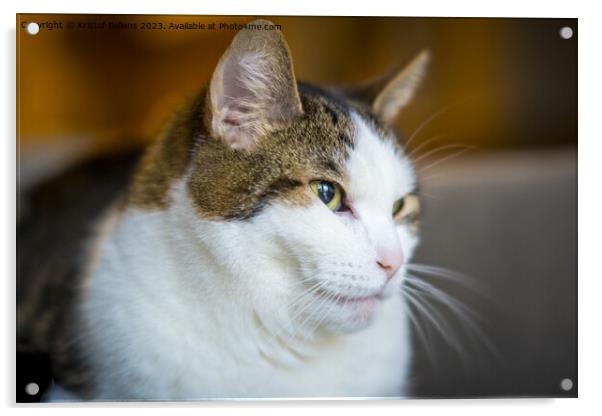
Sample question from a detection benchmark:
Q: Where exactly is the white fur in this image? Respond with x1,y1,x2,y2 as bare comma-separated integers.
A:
80,112,419,399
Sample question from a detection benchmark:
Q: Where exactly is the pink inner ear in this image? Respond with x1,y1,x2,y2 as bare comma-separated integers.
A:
210,44,302,150
222,111,242,127
223,115,241,127
211,56,262,149
220,60,254,113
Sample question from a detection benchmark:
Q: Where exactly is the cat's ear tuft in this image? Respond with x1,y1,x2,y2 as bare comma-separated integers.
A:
208,19,303,150
346,50,430,125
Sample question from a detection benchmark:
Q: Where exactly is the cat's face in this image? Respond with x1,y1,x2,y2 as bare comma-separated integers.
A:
244,111,420,334
184,20,428,336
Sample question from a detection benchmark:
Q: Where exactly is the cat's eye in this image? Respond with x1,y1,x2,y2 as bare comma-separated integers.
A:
310,180,343,211
393,194,420,220
392,198,405,217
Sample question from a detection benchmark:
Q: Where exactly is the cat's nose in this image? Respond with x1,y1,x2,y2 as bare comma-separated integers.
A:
376,250,404,281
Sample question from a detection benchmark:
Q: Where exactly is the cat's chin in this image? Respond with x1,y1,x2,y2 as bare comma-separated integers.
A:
321,293,384,333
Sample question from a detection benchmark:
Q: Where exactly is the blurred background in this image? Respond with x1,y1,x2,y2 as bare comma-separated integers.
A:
17,15,577,399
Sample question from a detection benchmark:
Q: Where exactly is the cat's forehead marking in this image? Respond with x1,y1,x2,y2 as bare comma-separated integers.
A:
345,113,415,206
186,86,358,220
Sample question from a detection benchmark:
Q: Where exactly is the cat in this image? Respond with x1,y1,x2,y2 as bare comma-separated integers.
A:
18,19,429,400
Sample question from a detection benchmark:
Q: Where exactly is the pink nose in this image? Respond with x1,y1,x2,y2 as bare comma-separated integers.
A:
377,251,404,281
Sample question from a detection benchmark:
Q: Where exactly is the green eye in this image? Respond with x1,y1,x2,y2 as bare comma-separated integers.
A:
392,198,405,217
393,194,420,220
310,180,343,211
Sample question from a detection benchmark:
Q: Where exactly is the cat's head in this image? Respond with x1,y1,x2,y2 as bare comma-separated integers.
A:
167,20,428,336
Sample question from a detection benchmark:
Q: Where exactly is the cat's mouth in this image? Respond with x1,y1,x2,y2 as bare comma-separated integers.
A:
315,287,385,308
335,294,381,305
312,288,383,328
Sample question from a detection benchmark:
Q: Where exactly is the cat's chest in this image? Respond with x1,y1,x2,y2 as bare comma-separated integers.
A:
158,295,410,398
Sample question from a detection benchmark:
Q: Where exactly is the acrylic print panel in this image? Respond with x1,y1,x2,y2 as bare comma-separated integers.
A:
16,14,577,401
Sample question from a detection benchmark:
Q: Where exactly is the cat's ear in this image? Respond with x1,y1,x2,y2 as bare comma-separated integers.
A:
346,50,430,125
207,20,303,150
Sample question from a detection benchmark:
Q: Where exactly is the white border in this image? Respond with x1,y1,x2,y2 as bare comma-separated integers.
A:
7,0,584,17
4,1,601,415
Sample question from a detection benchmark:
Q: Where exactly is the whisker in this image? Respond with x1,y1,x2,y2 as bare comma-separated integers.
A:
402,285,471,362
402,289,439,368
405,275,503,362
286,277,321,291
405,277,482,322
412,144,470,167
407,134,454,159
261,279,329,345
405,264,494,300
416,146,475,175
406,263,479,285
307,291,340,336
293,285,336,339
404,101,461,149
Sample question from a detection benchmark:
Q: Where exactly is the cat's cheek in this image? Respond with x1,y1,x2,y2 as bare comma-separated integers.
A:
335,210,356,226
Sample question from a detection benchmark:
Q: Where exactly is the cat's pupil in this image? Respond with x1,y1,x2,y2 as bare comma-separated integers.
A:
316,181,335,204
